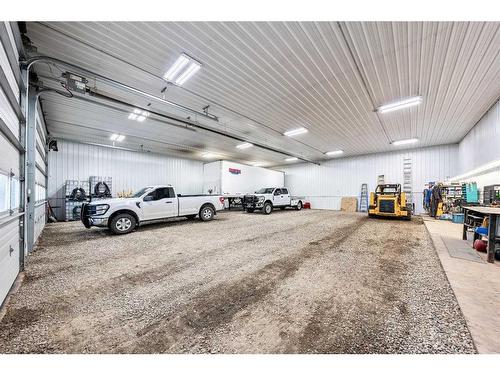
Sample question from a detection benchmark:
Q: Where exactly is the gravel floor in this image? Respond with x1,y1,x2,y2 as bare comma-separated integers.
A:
0,209,476,353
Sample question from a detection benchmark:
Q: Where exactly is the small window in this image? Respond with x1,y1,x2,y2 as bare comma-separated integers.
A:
157,188,170,200
274,189,282,195
281,188,288,194
146,190,159,201
148,187,173,201
166,187,175,198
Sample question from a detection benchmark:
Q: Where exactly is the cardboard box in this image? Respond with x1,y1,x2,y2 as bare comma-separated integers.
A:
341,197,358,212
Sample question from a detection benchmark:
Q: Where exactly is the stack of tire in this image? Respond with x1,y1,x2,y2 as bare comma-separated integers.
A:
89,176,112,200
65,180,90,221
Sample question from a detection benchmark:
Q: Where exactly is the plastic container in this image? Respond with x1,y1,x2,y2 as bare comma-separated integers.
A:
452,213,465,224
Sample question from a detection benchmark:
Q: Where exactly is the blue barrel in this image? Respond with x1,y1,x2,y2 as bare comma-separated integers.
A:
452,213,465,223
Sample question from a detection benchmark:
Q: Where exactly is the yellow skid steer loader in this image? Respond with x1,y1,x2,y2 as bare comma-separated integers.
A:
368,183,412,220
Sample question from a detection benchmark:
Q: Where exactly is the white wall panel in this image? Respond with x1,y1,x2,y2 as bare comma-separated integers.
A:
450,100,500,199
48,140,205,219
458,100,500,174
279,144,458,213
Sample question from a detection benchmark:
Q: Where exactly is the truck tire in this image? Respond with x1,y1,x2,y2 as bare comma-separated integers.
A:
109,213,136,235
246,209,255,213
263,202,273,215
199,205,215,222
295,201,303,211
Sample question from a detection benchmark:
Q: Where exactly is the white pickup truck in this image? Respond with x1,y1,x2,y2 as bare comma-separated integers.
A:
242,187,304,214
81,185,224,234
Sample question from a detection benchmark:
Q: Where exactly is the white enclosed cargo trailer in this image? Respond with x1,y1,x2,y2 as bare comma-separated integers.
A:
202,161,284,208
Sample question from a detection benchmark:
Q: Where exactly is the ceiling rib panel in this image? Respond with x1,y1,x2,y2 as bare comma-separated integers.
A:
25,21,500,166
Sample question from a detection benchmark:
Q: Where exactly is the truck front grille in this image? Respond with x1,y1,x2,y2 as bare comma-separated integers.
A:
83,204,97,215
243,195,257,204
379,200,395,213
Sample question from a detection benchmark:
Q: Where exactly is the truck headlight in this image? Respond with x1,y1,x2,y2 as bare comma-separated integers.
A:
91,204,109,215
258,196,265,203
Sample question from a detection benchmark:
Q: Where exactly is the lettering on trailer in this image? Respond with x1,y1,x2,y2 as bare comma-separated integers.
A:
229,168,241,175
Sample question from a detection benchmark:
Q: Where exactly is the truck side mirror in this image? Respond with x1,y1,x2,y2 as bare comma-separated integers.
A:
143,195,154,202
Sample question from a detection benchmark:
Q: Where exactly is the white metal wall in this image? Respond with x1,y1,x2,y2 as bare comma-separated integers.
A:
48,140,205,219
450,100,500,198
458,100,500,174
0,22,22,306
279,144,458,214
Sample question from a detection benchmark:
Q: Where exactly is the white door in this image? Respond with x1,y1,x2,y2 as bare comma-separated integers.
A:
141,187,177,220
273,188,286,206
281,188,291,205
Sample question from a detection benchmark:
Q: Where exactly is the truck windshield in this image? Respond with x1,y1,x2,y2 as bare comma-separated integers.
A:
256,188,275,194
132,187,152,198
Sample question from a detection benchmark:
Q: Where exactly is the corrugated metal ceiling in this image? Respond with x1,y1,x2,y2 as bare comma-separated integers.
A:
26,22,500,165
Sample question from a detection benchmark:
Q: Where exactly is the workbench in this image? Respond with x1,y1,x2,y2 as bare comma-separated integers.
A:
462,206,500,263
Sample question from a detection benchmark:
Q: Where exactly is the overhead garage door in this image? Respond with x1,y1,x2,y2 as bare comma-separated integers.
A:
0,22,24,306
34,103,47,242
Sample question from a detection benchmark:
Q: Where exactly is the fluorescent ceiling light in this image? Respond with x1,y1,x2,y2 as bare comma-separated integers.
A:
284,127,308,137
163,54,190,81
376,96,423,113
202,152,216,158
325,150,344,156
163,53,202,85
391,138,419,146
251,162,265,167
128,108,149,122
285,157,298,162
175,61,201,85
236,142,253,149
110,134,125,142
